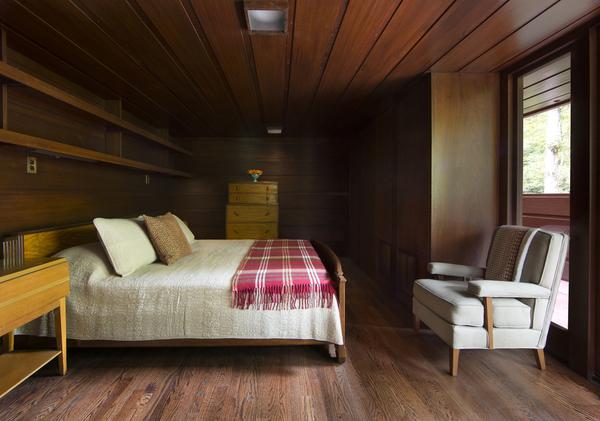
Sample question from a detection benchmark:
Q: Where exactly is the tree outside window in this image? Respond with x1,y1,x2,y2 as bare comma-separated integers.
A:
523,103,571,194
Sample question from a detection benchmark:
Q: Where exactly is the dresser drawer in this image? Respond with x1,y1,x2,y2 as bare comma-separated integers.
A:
227,205,278,223
227,223,278,239
229,192,278,205
229,182,278,195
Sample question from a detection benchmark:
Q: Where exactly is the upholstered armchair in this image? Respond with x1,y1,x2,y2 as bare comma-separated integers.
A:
412,225,569,376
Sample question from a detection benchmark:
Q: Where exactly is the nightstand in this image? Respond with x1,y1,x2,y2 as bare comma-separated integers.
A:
0,258,70,398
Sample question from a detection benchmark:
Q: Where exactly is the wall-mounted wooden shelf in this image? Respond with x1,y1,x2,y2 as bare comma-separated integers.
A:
0,61,193,156
0,129,192,178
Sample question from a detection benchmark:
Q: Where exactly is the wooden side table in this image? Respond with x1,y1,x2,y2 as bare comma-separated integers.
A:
0,258,70,398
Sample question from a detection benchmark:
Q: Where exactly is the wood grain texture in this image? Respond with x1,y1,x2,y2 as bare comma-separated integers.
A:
21,225,97,260
430,73,500,266
0,129,191,178
2,261,600,420
464,0,600,71
249,32,288,129
339,0,452,109
309,0,400,120
1,1,599,135
0,143,176,234
377,0,507,95
432,0,559,72
226,182,279,239
171,137,348,255
189,0,263,133
350,74,499,303
0,0,195,134
286,0,346,132
0,60,191,155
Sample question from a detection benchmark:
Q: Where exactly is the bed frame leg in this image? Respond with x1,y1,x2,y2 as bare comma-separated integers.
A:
336,344,347,363
413,315,420,333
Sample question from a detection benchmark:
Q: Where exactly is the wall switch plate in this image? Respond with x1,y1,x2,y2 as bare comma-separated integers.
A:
26,156,37,174
145,174,150,185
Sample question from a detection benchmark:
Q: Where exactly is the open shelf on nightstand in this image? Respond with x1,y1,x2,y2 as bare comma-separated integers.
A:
0,349,62,398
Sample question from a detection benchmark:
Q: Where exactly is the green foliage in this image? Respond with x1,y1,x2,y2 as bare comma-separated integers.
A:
523,103,571,194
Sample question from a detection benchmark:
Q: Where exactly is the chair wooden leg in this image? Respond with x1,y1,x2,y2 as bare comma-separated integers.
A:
449,348,460,376
534,349,546,370
413,315,420,333
54,298,67,375
483,297,494,349
336,344,347,363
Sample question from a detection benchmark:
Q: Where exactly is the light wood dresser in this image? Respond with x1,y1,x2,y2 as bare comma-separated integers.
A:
227,181,279,239
0,258,70,398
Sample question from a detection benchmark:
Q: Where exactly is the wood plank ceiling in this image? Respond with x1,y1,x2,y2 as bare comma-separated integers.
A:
0,0,598,137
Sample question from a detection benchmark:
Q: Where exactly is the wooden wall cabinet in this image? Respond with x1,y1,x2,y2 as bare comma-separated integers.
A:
350,73,499,303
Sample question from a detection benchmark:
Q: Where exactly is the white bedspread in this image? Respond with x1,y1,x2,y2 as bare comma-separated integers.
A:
20,240,343,344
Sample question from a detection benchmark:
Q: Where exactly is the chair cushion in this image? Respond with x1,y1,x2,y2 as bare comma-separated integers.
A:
413,279,531,328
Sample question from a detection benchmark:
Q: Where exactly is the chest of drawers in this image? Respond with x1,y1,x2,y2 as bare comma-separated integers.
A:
226,181,278,239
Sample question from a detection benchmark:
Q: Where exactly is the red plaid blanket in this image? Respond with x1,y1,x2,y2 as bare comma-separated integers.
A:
232,239,336,310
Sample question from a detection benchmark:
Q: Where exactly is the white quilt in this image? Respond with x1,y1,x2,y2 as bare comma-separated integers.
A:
20,240,344,344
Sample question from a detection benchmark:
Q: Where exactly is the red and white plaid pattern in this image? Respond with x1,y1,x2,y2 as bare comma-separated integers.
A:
232,239,336,310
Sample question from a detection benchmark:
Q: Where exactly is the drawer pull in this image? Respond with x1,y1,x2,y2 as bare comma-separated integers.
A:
265,212,270,216
234,212,239,216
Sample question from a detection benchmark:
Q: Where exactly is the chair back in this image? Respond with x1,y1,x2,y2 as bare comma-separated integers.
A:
485,225,569,347
518,230,567,288
485,225,536,281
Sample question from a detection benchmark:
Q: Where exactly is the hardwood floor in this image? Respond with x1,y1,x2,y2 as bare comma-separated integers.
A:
1,261,599,420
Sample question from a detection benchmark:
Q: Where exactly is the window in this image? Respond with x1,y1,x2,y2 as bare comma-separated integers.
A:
523,103,571,194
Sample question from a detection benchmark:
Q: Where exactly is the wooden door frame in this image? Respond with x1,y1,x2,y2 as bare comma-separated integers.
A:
499,24,598,379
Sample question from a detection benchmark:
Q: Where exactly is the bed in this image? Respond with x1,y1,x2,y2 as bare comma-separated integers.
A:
5,223,347,362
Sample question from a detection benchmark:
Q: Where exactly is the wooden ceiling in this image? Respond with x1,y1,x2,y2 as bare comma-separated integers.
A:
0,0,599,137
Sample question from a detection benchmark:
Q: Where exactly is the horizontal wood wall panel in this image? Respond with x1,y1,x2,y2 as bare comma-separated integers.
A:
0,144,174,234
171,137,348,255
7,86,107,152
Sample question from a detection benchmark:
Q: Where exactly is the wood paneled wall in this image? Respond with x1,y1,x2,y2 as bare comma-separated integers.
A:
0,143,174,234
430,73,500,265
171,137,349,255
0,30,184,235
350,73,499,302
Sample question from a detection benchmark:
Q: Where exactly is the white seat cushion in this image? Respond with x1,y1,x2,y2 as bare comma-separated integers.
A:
413,279,531,328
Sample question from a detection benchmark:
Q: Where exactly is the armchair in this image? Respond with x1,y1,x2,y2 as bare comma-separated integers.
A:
412,225,569,376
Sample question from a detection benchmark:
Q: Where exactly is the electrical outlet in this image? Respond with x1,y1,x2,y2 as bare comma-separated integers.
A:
26,156,37,174
145,174,150,185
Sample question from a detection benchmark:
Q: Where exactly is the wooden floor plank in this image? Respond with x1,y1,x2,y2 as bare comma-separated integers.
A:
1,260,599,420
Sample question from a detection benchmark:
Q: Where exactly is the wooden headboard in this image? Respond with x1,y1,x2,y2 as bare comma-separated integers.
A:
2,223,97,261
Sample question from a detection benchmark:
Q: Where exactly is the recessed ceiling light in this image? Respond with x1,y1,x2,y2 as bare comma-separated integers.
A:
247,9,286,32
267,126,282,135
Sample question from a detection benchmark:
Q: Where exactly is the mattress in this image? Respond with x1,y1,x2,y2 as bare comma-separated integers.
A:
20,240,344,344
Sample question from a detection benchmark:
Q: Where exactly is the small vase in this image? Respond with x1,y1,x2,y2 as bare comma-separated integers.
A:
251,174,260,182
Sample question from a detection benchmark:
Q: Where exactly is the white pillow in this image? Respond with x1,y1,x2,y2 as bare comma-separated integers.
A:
170,213,195,243
93,217,157,276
